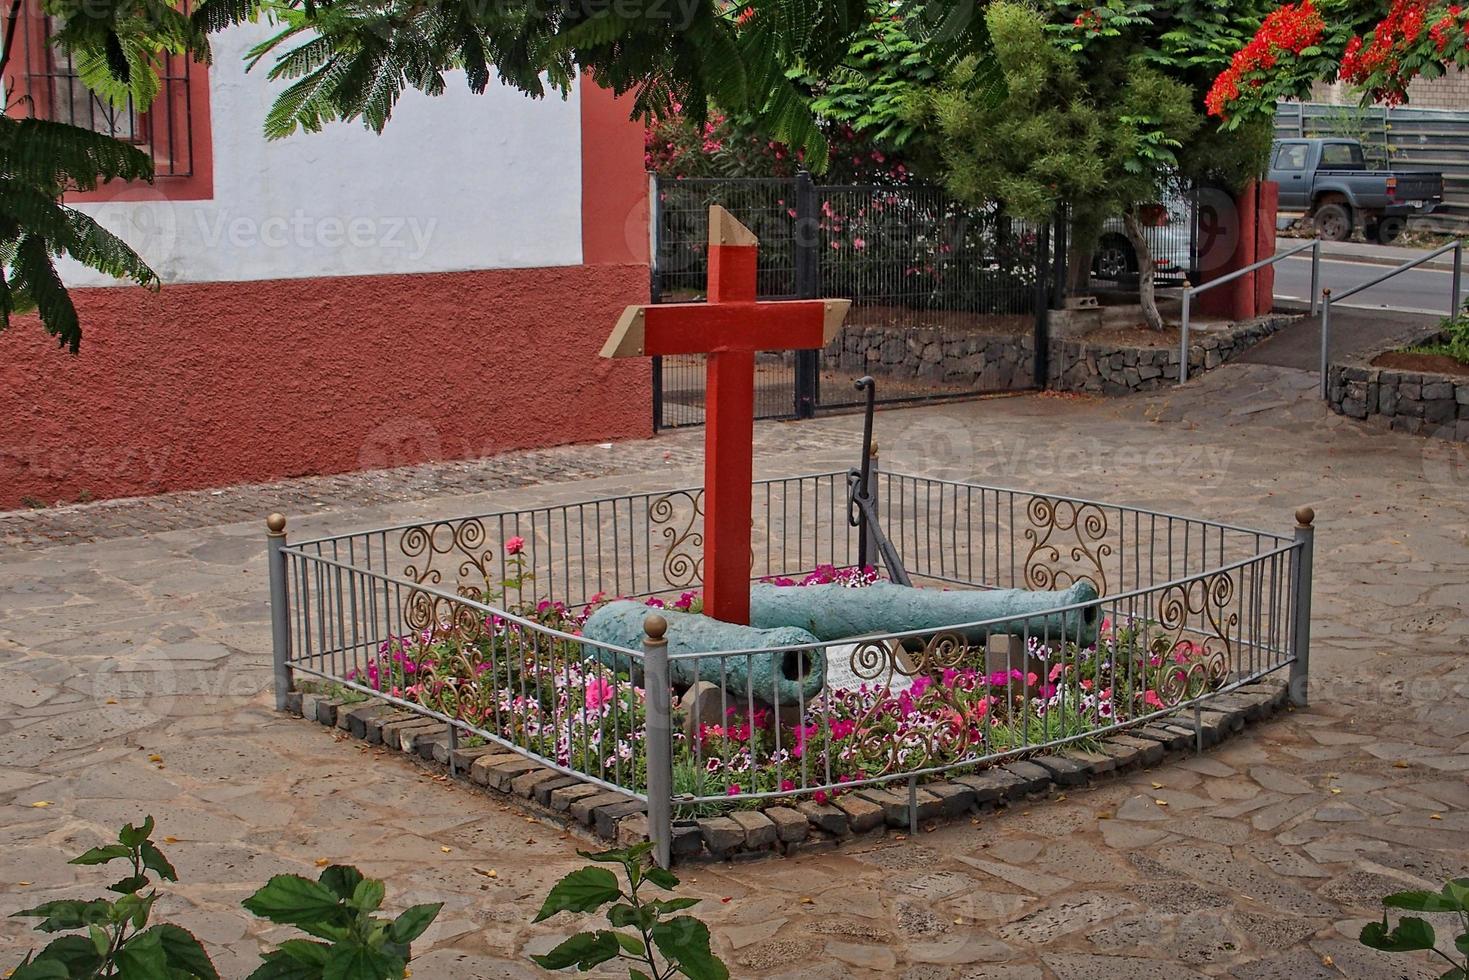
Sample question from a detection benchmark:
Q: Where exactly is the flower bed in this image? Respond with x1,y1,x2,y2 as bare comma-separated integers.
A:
343,552,1228,817
272,469,1309,861
1328,319,1469,441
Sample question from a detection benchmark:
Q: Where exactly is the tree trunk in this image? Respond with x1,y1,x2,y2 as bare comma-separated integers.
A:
1067,211,1104,296
1122,210,1165,331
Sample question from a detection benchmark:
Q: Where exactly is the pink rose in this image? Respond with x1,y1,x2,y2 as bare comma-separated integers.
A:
505,536,525,555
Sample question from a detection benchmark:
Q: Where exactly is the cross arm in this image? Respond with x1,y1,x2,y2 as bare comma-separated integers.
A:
600,298,851,358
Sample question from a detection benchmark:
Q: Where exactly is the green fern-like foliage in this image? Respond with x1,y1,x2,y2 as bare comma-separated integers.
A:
0,0,205,351
0,117,160,352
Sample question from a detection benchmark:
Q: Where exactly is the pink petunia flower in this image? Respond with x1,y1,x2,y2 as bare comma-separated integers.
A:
584,676,616,711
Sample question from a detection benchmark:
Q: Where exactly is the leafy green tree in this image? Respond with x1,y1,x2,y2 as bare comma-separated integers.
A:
912,0,1279,328
918,2,1200,329
644,5,935,183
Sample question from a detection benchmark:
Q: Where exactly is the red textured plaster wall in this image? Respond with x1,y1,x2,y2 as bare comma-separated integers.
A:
0,263,652,506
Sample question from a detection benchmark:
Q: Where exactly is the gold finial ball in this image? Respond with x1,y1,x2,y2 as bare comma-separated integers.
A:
266,513,287,534
644,613,669,641
1295,506,1315,527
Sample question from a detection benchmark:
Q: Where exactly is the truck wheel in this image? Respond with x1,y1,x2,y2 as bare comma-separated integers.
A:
1092,236,1138,281
1374,216,1406,245
1314,203,1353,242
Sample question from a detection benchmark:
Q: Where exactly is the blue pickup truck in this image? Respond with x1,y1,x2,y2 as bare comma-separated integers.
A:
1269,138,1444,244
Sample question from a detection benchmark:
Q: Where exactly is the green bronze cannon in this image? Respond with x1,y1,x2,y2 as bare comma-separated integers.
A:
580,601,826,706
749,580,1101,647
580,581,1100,704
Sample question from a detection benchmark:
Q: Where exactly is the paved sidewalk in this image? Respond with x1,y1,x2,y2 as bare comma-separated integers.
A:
1277,236,1466,272
2,360,1467,979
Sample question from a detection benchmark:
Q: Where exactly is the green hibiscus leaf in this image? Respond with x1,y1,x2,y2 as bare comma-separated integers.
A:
387,903,442,944
321,939,403,980
651,916,729,980
118,817,155,849
244,875,346,926
149,923,220,979
245,950,321,980
643,866,680,891
24,935,104,975
12,900,113,933
348,878,385,914
533,867,623,922
1360,916,1436,952
114,926,168,979
529,931,620,971
318,866,364,902
140,841,178,882
69,844,133,866
1383,890,1459,913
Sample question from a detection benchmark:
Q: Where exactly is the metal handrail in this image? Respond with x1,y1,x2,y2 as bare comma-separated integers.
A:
1179,238,1322,383
1319,239,1464,398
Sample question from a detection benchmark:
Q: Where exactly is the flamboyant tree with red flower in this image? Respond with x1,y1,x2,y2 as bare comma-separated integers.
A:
1209,0,1469,123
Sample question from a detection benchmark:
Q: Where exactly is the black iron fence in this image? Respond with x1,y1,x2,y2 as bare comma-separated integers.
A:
651,175,1052,428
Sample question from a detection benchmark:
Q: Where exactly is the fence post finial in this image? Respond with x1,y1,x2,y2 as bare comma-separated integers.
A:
1289,505,1316,709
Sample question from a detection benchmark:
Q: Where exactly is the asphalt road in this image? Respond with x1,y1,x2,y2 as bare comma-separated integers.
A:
1273,253,1467,316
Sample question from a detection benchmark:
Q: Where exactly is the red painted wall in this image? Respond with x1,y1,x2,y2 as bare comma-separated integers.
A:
580,81,650,267
0,263,651,506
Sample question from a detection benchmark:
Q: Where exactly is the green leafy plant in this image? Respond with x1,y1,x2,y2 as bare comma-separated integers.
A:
1359,877,1469,979
531,843,728,980
9,816,219,979
243,865,441,980
7,818,441,980
1414,306,1469,365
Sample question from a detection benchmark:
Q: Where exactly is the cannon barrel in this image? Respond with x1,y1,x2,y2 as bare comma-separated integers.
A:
749,580,1101,647
580,601,826,706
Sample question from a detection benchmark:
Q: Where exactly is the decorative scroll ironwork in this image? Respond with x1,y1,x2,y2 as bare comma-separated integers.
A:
1149,570,1237,706
844,632,984,777
399,520,500,632
1022,497,1112,596
649,490,705,590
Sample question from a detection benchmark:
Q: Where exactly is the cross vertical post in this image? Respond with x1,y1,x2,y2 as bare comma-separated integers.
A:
600,206,851,624
703,210,758,624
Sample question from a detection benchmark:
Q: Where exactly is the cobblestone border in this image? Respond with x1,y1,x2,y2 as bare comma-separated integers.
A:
284,679,1288,863
1327,330,1469,442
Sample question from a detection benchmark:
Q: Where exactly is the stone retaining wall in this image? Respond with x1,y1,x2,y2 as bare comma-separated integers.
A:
286,680,1287,863
1327,356,1469,441
824,326,1037,393
1046,315,1297,396
824,314,1296,397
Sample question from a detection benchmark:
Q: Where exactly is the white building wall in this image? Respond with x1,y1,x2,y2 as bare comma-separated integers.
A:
63,21,585,286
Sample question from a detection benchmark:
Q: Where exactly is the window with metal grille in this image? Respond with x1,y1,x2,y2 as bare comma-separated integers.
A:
6,3,197,179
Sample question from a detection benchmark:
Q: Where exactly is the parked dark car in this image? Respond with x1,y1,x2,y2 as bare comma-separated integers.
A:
1269,138,1444,244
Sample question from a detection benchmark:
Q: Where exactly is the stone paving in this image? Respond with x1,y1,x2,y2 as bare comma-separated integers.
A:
2,358,1468,979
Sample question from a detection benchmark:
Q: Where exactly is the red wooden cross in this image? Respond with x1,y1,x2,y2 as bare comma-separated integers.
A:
601,206,850,625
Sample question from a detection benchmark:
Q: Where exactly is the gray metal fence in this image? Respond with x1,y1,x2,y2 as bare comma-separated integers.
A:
266,471,1314,866
1276,101,1469,231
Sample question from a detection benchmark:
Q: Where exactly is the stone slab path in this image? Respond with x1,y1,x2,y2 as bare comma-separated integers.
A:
2,359,1467,979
